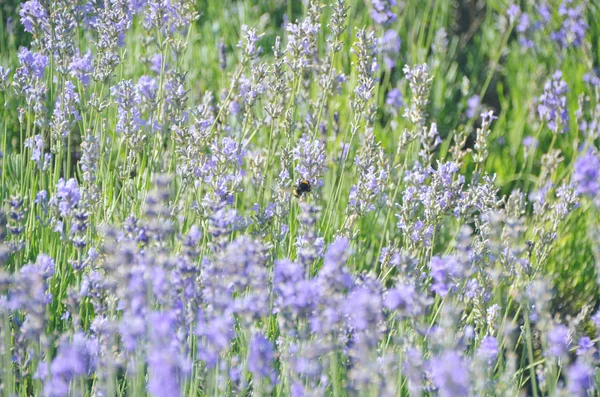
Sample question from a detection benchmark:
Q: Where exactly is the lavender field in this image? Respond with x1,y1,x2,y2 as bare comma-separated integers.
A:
0,0,599,395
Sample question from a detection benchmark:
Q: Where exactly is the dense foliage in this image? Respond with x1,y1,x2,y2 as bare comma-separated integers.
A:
0,0,599,396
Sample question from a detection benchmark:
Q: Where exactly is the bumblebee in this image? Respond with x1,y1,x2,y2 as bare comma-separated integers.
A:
293,179,311,198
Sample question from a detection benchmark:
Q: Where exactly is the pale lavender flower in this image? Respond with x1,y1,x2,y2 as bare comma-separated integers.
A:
344,279,383,335
285,15,320,72
318,237,354,292
7,254,54,341
0,66,10,92
352,28,378,109
431,27,448,54
348,130,388,216
344,278,385,391
80,133,100,209
403,63,433,127
295,202,323,270
6,196,26,242
137,75,158,103
404,347,424,394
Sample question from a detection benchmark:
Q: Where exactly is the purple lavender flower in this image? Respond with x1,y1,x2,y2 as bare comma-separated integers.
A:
403,63,433,127
19,0,48,34
428,255,464,297
150,53,168,74
53,178,81,217
379,29,400,68
7,254,55,342
537,4,551,23
386,87,403,110
292,134,326,189
51,81,81,142
344,280,383,334
248,332,277,383
506,4,521,23
137,75,158,103
517,12,530,33
24,134,51,171
144,0,179,33
92,1,134,81
147,311,189,397
384,281,429,318
477,335,499,363
273,259,317,318
12,47,48,127
573,151,600,198
111,80,146,150
69,50,93,86
429,351,470,396
196,311,234,368
285,14,320,73
16,47,47,79
567,362,595,396
370,0,397,27
547,324,570,358
466,95,480,118
522,135,538,148
576,336,594,355
550,1,588,49
238,24,264,60
45,332,95,397
319,237,354,291
537,70,569,134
